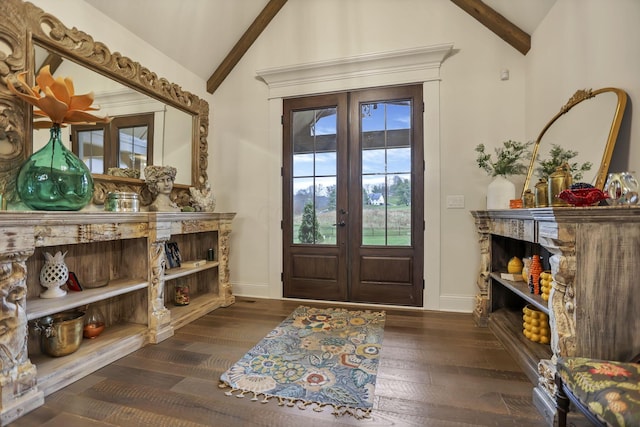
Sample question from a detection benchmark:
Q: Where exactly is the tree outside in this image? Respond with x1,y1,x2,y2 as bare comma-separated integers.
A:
298,201,324,243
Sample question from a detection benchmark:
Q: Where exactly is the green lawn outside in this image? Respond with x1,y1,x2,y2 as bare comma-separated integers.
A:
292,205,411,246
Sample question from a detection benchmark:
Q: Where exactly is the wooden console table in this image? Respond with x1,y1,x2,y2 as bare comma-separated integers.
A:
471,207,640,425
0,211,235,425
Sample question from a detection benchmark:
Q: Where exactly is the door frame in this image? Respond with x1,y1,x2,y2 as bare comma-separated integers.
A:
259,45,449,309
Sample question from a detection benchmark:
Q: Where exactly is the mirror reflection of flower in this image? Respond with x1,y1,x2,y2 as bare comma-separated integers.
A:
144,165,180,212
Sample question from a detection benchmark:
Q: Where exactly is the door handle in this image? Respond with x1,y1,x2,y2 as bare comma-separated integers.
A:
333,221,346,227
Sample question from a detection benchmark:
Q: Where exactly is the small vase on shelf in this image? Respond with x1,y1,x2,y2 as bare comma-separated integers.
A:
507,257,523,274
17,125,94,211
528,255,542,295
83,305,106,339
487,175,516,209
174,280,190,306
39,251,69,299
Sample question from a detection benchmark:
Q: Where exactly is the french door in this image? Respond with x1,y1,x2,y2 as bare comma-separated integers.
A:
282,85,424,306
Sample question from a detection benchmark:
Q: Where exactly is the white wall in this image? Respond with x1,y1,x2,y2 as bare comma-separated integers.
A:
526,0,640,174
212,0,527,311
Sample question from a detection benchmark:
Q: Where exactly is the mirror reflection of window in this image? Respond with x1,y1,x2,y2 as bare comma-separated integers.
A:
75,126,106,174
72,113,153,174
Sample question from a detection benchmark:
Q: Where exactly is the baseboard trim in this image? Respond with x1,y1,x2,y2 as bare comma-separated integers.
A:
232,282,271,299
438,294,475,313
233,283,474,313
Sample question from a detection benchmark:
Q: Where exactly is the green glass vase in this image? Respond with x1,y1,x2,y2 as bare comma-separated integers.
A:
17,125,94,211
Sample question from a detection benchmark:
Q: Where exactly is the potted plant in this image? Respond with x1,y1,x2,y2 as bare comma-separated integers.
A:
535,144,592,181
475,140,532,209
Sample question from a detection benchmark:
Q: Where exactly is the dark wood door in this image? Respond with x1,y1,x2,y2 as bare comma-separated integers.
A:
282,85,424,306
282,93,349,301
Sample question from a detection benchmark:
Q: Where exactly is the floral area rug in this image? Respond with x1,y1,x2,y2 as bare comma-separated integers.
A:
219,305,386,419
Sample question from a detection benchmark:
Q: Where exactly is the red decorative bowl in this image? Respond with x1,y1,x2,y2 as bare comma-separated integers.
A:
557,188,607,207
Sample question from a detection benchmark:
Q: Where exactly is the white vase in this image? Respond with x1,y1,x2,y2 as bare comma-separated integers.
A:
39,251,69,298
486,175,516,209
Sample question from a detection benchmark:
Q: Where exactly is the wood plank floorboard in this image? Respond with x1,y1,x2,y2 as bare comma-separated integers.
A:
10,297,587,426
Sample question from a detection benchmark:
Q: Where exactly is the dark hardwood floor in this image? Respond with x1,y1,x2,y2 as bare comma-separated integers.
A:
10,298,581,426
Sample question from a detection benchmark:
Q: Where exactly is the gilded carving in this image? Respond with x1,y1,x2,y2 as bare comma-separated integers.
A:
218,227,233,303
537,359,557,398
148,240,170,332
538,223,577,361
548,253,577,358
181,220,201,234
0,253,38,406
0,0,26,81
472,216,491,325
507,219,524,239
536,227,577,400
0,259,28,372
559,89,594,114
78,224,121,242
196,103,210,187
0,86,26,204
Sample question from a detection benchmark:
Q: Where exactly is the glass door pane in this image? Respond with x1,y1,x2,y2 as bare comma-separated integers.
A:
361,100,412,246
292,108,337,245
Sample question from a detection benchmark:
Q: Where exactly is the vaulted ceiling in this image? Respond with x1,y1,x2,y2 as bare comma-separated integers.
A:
85,0,557,93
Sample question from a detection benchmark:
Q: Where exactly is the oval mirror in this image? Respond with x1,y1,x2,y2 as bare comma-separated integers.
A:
522,88,628,197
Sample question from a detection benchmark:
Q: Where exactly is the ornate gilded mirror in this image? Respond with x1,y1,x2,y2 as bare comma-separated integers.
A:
522,87,628,197
0,0,208,206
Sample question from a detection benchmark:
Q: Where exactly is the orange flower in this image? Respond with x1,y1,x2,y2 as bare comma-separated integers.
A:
4,65,110,128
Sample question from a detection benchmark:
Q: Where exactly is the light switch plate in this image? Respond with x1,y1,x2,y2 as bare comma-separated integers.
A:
446,195,465,209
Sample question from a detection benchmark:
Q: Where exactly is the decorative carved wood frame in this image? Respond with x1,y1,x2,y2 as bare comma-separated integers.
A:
0,0,208,207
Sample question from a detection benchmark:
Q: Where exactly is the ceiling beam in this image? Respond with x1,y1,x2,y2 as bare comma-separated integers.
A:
450,0,531,55
207,0,288,94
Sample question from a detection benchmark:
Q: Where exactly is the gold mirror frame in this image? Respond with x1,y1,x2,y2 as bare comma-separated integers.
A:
522,87,628,198
0,0,208,206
